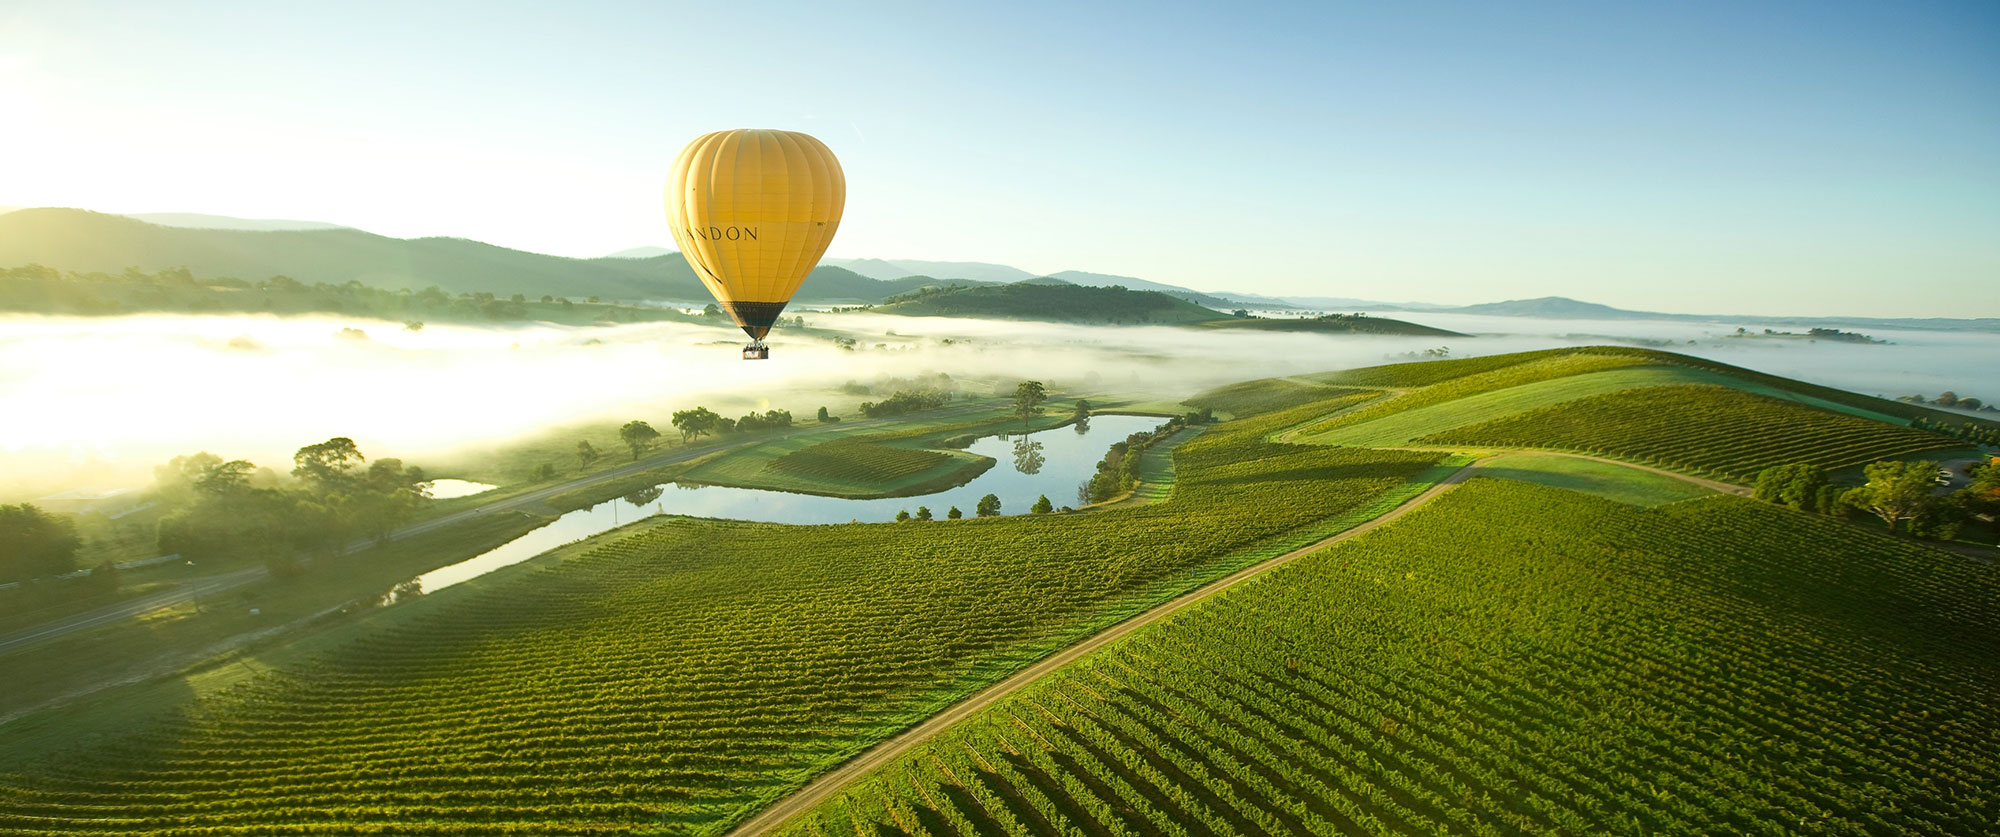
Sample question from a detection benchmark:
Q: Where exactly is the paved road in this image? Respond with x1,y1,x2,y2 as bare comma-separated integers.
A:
723,460,1486,837
0,405,997,656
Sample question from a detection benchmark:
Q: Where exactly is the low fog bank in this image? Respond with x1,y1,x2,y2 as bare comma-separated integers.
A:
3,309,1994,499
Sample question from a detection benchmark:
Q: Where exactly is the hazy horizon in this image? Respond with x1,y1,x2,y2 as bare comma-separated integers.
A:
6,306,1994,500
4,1,1996,317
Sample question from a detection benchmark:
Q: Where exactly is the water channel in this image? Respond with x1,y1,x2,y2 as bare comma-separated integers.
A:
405,414,1167,596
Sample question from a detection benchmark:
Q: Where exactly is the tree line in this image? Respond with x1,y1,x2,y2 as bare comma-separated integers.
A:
1752,458,1998,541
0,264,688,326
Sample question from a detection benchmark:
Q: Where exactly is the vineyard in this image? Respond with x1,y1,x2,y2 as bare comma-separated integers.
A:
767,439,954,484
1182,379,1375,419
781,480,2000,836
1422,383,1962,481
0,391,1450,835
1291,352,1655,440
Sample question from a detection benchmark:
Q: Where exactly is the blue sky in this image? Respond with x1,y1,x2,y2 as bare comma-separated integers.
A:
2,0,1995,316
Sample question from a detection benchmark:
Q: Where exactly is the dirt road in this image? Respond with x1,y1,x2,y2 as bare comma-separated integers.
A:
723,460,1483,837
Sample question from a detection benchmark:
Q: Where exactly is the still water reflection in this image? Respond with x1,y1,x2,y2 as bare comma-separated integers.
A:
403,414,1164,596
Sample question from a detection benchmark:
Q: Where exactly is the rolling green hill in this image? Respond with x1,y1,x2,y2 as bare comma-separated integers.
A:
1281,347,1969,481
0,208,945,303
792,479,2000,836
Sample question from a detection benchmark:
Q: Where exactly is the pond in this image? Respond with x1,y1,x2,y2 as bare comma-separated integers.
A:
404,414,1169,596
423,479,498,499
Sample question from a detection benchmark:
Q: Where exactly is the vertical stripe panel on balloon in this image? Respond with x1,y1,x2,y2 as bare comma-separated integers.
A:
774,130,811,304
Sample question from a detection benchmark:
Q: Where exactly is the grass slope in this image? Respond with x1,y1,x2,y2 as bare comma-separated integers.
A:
1182,378,1378,419
1424,383,1961,481
1302,364,1909,448
1471,453,1714,506
788,480,2000,836
0,396,1451,834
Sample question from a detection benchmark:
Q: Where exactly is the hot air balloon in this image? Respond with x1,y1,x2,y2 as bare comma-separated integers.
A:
666,129,845,360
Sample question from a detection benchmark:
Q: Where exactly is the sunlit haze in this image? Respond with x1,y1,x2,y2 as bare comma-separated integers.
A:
3,1,1997,316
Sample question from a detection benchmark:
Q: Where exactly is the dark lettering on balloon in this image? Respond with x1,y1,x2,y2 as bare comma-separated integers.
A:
684,226,760,242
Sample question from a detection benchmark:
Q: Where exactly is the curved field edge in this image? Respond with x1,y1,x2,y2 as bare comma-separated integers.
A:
1305,345,2000,432
1422,383,1964,482
1469,452,1716,507
0,392,1454,835
1297,364,1905,448
780,480,2000,836
675,408,1087,500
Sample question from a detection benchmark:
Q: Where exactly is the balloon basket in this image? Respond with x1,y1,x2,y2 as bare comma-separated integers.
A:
742,342,770,360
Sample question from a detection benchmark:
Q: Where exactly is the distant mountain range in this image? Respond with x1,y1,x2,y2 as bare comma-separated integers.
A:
1387,296,2000,332
0,209,946,304
3,207,1990,331
125,213,351,232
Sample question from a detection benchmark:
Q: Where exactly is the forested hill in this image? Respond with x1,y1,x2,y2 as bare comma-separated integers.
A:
0,208,943,303
872,282,1226,324
870,282,1460,334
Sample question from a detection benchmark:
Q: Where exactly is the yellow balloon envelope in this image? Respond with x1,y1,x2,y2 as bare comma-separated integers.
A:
665,129,845,357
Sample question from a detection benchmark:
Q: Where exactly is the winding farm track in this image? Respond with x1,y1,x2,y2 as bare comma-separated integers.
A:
726,447,1760,835
724,460,1485,837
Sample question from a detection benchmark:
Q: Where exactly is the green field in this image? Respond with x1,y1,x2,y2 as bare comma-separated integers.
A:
1181,378,1377,419
1471,453,1715,506
0,394,1453,834
784,480,2000,836
674,405,1085,499
767,439,957,484
1424,383,1960,481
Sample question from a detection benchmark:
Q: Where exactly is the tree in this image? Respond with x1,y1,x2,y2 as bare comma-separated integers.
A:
976,494,1002,517
292,437,364,494
1072,399,1092,419
1751,464,1827,512
0,504,80,583
915,506,933,521
1031,495,1054,514
576,440,600,469
533,463,557,481
619,420,662,460
1849,460,1941,533
1013,381,1047,425
1231,308,1250,318
947,506,963,520
703,303,723,319
624,486,665,508
1012,436,1045,475
895,509,911,522
670,407,721,443
1934,391,1960,408
817,406,833,423
193,459,257,496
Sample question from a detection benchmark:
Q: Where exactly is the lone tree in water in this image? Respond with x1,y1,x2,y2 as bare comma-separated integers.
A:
1014,381,1047,426
619,420,661,460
